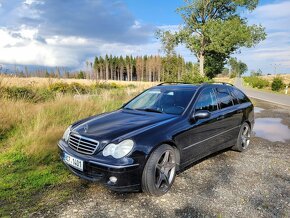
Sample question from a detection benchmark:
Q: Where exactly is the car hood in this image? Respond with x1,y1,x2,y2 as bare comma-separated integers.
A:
71,109,177,142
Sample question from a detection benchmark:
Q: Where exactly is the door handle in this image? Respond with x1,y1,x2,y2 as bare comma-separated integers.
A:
217,115,225,120
237,109,243,113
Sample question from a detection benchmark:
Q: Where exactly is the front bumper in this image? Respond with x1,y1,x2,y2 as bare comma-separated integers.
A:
58,140,142,192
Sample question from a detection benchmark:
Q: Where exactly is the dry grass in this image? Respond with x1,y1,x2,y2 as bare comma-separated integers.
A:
213,77,235,84
0,84,144,216
260,74,290,85
0,75,157,89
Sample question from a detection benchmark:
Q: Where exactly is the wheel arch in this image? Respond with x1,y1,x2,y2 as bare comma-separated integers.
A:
145,140,181,171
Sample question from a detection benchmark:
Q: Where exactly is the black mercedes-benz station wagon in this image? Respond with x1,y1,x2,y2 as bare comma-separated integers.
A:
58,82,254,196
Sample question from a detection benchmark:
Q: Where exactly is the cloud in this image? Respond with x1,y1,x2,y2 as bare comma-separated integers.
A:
0,0,156,67
231,1,290,74
0,0,289,73
0,0,153,44
253,1,290,19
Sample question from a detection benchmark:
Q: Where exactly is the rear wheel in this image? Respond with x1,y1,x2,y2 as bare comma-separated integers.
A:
142,144,177,196
232,122,251,152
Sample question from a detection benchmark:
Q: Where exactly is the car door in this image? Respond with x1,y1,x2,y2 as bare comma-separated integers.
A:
213,86,242,149
176,87,222,166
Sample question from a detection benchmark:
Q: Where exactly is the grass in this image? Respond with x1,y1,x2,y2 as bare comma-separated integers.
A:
0,75,157,89
0,75,243,216
260,74,290,85
0,79,146,216
213,77,235,84
243,75,290,96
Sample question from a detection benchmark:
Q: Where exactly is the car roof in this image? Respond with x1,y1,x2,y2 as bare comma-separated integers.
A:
151,82,234,91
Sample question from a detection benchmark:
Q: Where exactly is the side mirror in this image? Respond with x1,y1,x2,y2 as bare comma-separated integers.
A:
191,110,211,121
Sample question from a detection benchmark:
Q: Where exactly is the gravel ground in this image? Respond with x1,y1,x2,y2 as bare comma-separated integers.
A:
39,99,290,218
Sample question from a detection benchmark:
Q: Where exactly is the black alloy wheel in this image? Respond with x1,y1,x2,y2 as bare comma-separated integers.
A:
142,144,177,196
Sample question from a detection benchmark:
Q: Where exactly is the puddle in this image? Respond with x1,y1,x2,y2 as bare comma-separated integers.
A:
253,118,290,142
254,107,264,113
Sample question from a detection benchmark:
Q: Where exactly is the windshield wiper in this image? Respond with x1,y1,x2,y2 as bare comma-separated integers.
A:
136,108,164,114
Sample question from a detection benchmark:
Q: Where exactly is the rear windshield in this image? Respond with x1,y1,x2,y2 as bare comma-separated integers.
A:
124,89,196,115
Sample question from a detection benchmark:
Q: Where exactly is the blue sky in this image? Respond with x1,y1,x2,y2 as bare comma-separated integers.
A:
0,0,289,74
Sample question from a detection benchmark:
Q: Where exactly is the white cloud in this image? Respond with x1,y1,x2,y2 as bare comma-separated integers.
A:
0,0,156,68
156,2,290,74
0,27,89,66
0,0,289,74
230,1,290,74
254,1,290,19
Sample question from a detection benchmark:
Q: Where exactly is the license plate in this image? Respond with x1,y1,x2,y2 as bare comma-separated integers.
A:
64,153,83,171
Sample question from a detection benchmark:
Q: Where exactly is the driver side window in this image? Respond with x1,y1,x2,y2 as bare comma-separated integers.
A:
195,88,218,112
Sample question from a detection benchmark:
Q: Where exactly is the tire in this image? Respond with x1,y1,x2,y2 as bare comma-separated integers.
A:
142,144,177,196
232,122,251,152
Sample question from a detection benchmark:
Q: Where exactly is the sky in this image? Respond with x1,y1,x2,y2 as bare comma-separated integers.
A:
0,0,289,74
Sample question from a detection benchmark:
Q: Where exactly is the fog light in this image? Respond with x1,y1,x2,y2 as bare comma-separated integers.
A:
109,176,117,184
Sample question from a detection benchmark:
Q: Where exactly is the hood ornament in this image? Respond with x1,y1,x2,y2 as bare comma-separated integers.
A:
83,124,89,133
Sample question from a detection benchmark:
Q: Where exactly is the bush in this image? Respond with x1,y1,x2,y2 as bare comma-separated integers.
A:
0,86,36,100
94,81,122,89
271,76,285,91
48,82,70,93
243,76,269,89
49,82,93,94
36,88,55,101
69,82,90,94
181,73,211,84
0,81,135,103
127,84,137,89
0,86,56,102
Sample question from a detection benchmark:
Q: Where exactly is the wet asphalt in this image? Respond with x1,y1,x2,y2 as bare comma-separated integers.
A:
38,98,290,218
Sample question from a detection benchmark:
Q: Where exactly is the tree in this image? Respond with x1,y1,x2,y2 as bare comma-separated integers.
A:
93,57,99,80
77,71,85,79
239,61,248,76
228,57,248,77
105,54,109,80
91,54,194,82
157,0,266,77
204,50,228,78
251,69,262,76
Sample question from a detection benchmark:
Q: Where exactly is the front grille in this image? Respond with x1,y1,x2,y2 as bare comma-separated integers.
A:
68,133,99,155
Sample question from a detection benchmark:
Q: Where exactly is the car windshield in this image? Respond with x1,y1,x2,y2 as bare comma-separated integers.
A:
124,88,196,115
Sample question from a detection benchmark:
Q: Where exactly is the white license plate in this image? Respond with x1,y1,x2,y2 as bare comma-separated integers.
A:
64,153,83,171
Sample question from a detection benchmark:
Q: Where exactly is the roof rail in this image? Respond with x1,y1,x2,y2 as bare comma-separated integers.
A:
157,81,234,86
157,82,192,86
204,82,234,86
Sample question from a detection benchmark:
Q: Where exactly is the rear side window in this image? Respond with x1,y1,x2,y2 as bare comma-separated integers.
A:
216,87,234,109
195,88,218,112
229,87,239,105
233,89,250,104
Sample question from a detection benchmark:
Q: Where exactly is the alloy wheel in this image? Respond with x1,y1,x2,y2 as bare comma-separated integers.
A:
241,125,251,149
154,150,176,191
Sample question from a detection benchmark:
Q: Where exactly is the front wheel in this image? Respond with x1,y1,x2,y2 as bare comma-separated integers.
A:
142,144,177,196
232,122,251,152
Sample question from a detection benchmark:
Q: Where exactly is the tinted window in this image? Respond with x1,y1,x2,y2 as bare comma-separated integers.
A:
216,87,233,109
233,89,250,104
195,88,218,112
229,87,239,105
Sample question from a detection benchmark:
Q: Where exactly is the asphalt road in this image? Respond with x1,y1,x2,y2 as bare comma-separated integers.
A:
36,99,290,218
235,77,290,107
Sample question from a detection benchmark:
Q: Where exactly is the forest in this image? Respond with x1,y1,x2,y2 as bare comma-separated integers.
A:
2,54,198,82
91,54,196,82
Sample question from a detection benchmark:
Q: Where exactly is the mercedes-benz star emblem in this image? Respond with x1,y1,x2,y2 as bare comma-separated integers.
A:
84,124,89,133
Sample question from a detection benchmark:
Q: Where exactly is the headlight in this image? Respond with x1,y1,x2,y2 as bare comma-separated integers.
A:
62,125,72,141
103,139,134,159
